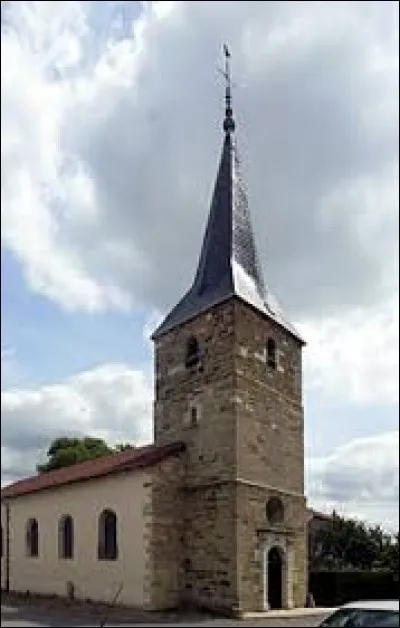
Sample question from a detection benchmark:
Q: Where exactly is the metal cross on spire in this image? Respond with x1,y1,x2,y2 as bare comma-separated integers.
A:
222,44,235,134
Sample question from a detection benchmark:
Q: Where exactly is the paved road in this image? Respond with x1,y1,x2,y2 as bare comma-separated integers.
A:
1,604,327,627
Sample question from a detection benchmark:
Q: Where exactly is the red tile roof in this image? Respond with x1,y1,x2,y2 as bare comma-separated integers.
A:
1,441,185,500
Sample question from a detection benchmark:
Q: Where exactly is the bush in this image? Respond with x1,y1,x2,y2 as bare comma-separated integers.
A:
309,570,398,607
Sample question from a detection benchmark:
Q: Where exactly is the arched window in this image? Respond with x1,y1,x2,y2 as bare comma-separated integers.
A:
26,518,39,557
266,497,284,525
59,515,74,559
98,509,118,560
267,337,277,370
185,336,200,368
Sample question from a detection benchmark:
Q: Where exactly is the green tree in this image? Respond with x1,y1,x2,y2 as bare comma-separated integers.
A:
310,512,396,572
379,533,399,573
37,437,133,473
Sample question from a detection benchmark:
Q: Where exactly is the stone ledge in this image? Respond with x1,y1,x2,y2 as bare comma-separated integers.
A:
240,607,336,619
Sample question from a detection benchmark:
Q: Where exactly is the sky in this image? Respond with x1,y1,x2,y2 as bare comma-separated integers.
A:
1,0,399,532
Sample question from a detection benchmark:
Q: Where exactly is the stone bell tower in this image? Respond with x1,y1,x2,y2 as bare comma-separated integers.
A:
152,48,307,615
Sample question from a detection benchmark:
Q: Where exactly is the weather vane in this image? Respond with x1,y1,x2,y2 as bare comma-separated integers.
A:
221,44,235,134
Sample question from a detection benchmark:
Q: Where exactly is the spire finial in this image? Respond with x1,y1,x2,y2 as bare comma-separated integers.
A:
222,44,235,134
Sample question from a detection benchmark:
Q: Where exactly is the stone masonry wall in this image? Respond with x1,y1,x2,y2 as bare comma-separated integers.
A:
143,454,185,610
237,482,307,612
234,299,304,494
153,300,240,613
182,481,238,613
233,300,307,611
152,297,307,614
154,300,237,485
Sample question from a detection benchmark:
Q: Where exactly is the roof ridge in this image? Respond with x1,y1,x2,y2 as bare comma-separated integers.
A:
1,441,185,500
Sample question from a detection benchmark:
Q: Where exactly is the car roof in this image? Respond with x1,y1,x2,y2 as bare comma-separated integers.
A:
341,600,399,612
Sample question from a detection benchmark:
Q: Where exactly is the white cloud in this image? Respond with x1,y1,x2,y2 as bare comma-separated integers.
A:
1,363,153,484
307,430,399,532
2,1,398,406
1,1,399,529
0,345,27,391
302,296,399,404
1,1,398,317
2,361,398,531
1,1,131,312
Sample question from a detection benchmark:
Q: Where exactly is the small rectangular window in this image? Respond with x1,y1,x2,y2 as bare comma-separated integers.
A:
187,400,201,426
190,406,198,425
267,338,277,370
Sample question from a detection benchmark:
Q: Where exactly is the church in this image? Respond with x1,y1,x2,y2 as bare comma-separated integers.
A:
1,55,309,616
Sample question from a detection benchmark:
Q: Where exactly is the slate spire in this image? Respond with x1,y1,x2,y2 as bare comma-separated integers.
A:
152,48,302,343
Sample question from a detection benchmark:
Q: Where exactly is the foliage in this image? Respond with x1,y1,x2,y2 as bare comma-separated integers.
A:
309,570,399,607
37,437,135,473
309,510,399,573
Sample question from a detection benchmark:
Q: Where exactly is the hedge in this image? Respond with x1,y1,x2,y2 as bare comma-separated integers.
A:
309,570,399,607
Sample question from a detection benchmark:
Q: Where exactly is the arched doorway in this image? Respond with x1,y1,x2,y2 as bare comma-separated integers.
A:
267,546,283,609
